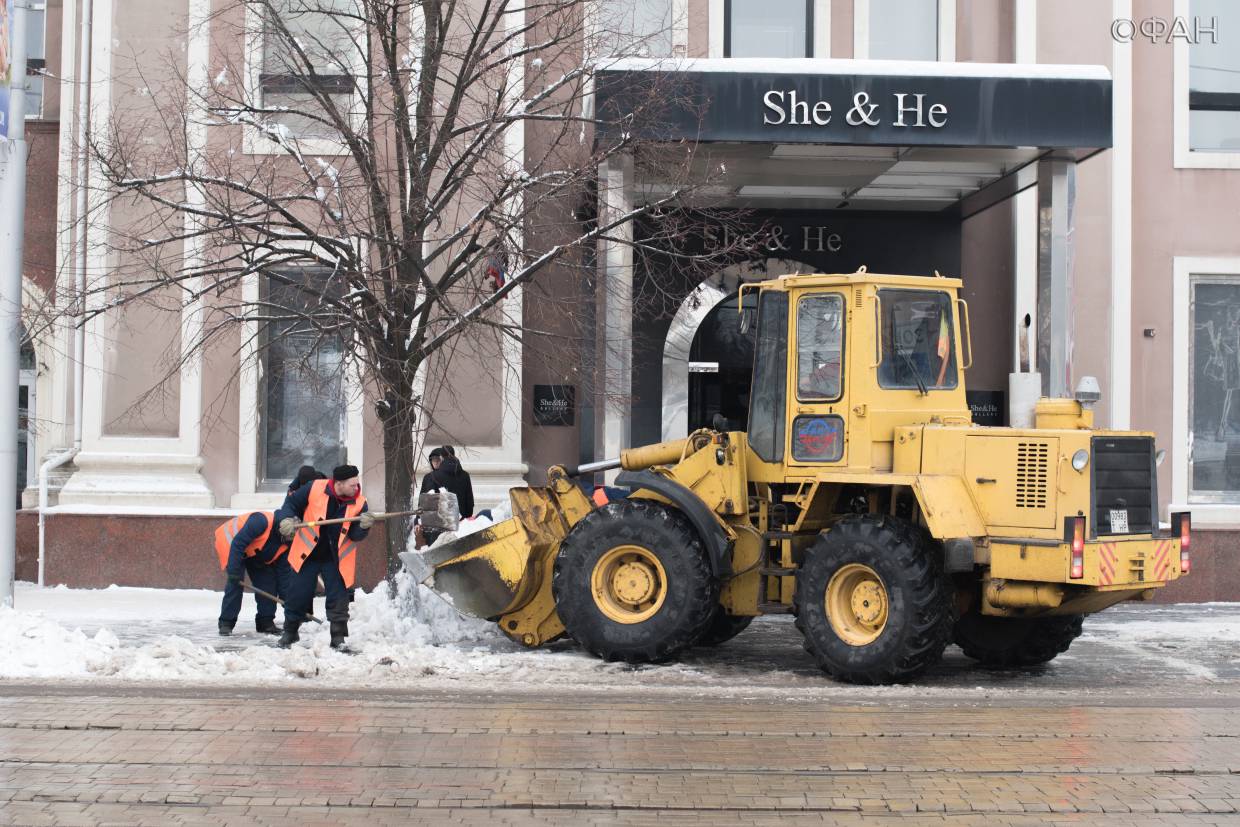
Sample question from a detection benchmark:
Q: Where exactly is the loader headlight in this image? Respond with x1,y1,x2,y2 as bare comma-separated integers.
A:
1071,449,1090,472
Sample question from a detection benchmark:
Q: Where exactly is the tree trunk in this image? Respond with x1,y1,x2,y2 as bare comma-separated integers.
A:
382,398,418,584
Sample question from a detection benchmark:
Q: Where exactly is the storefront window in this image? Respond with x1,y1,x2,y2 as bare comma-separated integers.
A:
877,288,957,391
1190,280,1240,500
596,0,674,58
796,294,844,401
726,0,812,58
24,2,46,119
1189,0,1240,152
259,268,347,489
868,0,938,61
260,0,358,140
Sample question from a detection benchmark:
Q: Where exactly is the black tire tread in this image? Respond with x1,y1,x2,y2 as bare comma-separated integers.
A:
793,514,952,685
695,609,755,647
552,499,718,664
953,613,1085,667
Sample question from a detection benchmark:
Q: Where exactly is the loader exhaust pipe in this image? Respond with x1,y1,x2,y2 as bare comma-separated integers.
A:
568,458,622,476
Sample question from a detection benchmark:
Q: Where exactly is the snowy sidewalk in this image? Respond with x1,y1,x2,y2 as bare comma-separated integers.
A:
3,578,1240,696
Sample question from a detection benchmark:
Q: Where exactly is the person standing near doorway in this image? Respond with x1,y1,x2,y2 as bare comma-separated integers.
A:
420,446,475,519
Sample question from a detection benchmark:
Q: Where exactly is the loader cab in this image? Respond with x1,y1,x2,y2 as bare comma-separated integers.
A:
744,272,972,482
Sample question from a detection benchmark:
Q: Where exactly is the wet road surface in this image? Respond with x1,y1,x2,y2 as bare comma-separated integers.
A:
4,604,1240,824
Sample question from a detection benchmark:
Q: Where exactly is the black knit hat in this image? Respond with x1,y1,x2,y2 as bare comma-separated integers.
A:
428,447,447,461
332,464,360,481
290,465,322,492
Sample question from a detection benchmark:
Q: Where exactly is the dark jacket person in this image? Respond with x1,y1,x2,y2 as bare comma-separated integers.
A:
213,511,293,636
283,465,326,511
277,464,374,649
420,445,475,518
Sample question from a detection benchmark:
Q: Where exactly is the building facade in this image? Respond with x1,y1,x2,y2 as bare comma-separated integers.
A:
14,0,1240,601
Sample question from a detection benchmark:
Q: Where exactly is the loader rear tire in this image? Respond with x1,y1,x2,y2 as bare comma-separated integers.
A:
694,608,754,647
553,499,718,664
794,514,952,685
953,612,1085,668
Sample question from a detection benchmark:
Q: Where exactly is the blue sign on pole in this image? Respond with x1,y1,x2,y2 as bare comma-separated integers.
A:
0,0,10,138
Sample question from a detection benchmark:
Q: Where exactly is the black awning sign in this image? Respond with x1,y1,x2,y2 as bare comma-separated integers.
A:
534,385,575,427
763,90,948,130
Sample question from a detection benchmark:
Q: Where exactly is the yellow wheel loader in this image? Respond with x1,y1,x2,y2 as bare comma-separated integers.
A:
400,269,1190,684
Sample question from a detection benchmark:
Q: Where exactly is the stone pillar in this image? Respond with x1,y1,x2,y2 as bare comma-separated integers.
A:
1036,157,1076,399
598,154,634,482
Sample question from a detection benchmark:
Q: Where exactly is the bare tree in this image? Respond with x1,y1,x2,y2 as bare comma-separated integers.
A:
53,0,750,575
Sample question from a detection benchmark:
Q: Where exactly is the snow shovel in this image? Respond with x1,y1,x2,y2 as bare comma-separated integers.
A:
227,574,324,624
285,500,461,533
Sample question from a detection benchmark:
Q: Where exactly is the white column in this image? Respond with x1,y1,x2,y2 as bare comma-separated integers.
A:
229,273,273,509
853,0,870,60
58,0,215,509
451,1,527,508
708,0,724,57
1011,0,1037,375
812,0,831,58
599,155,634,480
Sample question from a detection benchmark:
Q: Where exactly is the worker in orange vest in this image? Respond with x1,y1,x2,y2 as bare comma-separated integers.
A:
277,464,375,649
214,511,292,636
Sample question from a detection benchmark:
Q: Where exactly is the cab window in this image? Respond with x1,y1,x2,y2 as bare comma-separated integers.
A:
747,290,788,463
796,294,845,401
878,289,957,391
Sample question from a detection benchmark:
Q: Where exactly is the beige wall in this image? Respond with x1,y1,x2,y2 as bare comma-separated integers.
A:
1130,0,1240,504
831,0,853,58
956,0,1011,63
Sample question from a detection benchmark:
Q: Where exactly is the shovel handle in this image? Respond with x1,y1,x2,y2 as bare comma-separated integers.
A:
289,509,421,530
227,574,323,624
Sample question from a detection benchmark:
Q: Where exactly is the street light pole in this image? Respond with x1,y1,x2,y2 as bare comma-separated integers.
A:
0,0,31,608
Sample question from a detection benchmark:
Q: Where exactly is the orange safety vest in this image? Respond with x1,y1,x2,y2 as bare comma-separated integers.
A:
287,478,368,588
213,512,287,571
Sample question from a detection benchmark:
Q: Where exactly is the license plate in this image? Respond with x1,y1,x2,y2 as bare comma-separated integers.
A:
1110,509,1129,533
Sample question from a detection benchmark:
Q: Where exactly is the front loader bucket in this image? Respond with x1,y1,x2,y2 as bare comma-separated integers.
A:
398,476,594,641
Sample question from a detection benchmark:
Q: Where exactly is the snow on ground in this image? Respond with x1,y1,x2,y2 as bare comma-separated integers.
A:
5,577,1240,696
4,508,1240,695
0,575,721,692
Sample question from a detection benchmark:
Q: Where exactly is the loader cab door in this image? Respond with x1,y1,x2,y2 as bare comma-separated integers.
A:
746,288,851,481
747,290,789,468
788,291,848,468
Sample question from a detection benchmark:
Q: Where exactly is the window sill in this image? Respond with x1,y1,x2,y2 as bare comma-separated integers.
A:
242,127,351,158
1174,149,1240,170
1168,502,1240,530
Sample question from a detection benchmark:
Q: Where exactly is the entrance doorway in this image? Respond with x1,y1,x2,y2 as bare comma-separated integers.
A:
687,292,757,432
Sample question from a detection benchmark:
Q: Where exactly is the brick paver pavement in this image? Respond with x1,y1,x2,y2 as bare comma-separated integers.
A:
3,686,1240,825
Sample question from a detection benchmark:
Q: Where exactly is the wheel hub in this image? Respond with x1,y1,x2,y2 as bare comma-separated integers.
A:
612,561,657,604
825,563,889,646
850,581,885,625
591,544,668,624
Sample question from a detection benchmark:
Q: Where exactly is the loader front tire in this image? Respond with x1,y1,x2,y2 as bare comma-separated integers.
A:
694,608,754,647
953,612,1085,668
794,515,952,685
553,499,718,664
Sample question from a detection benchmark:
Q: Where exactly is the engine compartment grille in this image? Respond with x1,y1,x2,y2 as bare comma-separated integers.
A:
1092,436,1155,535
1015,442,1050,509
